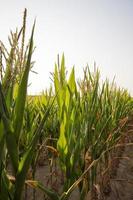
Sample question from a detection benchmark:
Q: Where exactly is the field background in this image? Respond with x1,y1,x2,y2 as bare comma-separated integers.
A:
0,9,133,200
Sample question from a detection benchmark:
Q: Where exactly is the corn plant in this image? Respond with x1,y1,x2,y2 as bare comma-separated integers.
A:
0,10,59,200
53,57,133,199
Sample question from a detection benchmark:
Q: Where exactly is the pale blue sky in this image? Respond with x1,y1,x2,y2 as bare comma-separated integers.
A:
0,0,133,94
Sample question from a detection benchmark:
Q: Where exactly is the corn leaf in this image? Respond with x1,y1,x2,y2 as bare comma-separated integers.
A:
13,22,35,143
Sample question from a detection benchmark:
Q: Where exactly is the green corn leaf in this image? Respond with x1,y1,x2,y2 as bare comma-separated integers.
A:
14,96,55,200
57,118,68,156
13,81,19,100
65,87,70,111
5,83,13,112
34,181,60,200
54,64,60,106
13,21,35,143
68,67,76,94
0,83,19,172
0,170,13,200
60,54,65,86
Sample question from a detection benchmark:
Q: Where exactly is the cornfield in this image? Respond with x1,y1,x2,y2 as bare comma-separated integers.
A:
0,9,133,200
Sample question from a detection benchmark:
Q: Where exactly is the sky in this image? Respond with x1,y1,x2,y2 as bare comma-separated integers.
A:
0,0,133,94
